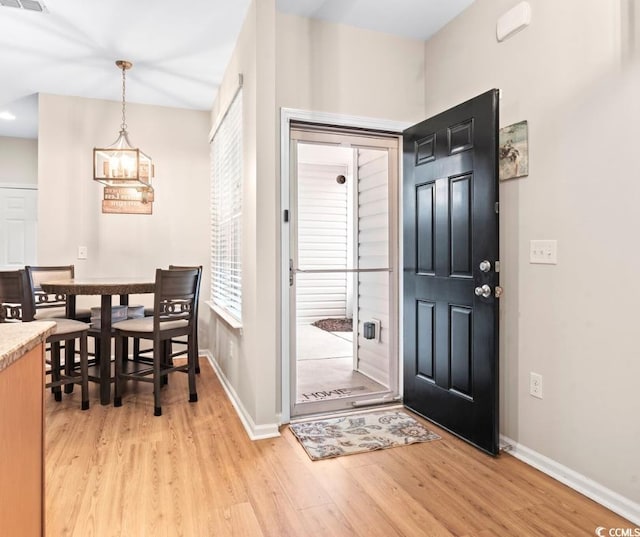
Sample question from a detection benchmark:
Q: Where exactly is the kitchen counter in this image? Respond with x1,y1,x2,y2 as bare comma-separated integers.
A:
0,320,54,536
0,322,56,373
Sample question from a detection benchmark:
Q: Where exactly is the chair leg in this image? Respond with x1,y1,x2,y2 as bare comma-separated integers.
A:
64,339,75,394
114,335,123,407
94,337,101,366
51,342,62,401
188,337,197,403
80,333,89,410
161,340,169,387
194,328,200,374
153,343,162,416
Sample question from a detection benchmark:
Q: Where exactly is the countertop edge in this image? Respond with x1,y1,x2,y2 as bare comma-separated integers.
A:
0,322,56,372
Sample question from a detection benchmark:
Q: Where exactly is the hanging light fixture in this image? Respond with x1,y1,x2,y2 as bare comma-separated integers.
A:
93,60,154,190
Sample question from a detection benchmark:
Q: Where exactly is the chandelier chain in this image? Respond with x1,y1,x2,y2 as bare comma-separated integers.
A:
120,64,127,132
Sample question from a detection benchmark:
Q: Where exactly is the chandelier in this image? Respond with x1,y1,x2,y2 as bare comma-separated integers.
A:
93,60,154,191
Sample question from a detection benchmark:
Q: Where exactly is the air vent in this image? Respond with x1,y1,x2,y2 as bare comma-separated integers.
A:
0,0,47,12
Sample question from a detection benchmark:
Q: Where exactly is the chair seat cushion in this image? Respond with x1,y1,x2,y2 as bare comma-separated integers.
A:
36,318,90,336
35,307,92,321
113,317,188,334
34,307,66,319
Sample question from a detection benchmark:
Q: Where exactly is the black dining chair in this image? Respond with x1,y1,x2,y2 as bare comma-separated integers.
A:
134,264,202,374
26,265,96,393
25,265,92,321
0,269,90,410
113,267,201,416
166,265,202,373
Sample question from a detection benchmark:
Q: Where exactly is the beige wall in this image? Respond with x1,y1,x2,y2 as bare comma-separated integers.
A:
276,12,426,123
425,0,639,504
207,0,278,432
0,136,37,185
208,5,427,433
37,93,210,323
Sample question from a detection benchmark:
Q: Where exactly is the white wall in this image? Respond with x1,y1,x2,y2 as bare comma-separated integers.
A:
424,0,639,506
0,136,37,185
37,93,210,329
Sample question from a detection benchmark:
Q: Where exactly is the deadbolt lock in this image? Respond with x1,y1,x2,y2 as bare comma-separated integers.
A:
479,260,491,272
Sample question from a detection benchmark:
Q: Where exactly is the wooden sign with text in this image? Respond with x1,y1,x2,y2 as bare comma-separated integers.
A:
102,187,154,215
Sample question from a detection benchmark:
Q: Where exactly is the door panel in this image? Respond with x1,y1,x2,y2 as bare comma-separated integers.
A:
403,90,499,454
0,187,37,269
450,174,472,276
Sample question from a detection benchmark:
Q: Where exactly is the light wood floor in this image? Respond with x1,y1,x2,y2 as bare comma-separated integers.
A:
46,360,631,536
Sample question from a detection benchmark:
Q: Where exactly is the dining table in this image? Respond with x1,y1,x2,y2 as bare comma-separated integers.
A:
40,277,155,405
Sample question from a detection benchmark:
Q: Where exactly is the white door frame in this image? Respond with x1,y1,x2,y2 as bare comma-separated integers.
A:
280,108,410,423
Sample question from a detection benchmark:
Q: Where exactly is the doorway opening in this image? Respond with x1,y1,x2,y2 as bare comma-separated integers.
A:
285,122,401,418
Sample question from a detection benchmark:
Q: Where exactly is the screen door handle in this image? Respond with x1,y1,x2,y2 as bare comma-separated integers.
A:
293,268,392,274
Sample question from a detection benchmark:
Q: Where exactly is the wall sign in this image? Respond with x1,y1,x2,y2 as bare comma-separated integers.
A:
102,186,154,214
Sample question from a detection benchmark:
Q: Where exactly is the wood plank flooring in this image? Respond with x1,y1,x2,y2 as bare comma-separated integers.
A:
45,360,632,536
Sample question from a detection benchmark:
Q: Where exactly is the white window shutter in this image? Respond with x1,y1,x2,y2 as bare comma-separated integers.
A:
210,89,242,321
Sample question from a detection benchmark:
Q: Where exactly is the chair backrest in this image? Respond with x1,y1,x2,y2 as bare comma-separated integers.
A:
0,270,34,322
25,265,74,314
153,268,201,330
168,264,202,313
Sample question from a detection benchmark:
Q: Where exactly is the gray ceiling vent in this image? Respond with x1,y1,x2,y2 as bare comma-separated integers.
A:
0,0,48,12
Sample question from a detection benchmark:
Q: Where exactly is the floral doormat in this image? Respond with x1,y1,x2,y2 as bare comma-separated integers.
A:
289,409,441,460
312,317,353,332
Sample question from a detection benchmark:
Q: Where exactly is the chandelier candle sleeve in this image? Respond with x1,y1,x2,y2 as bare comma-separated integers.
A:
93,60,154,189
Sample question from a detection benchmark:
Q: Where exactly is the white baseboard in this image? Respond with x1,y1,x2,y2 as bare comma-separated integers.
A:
500,435,640,526
204,351,280,440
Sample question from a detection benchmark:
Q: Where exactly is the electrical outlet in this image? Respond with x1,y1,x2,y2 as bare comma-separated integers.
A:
77,246,88,260
529,372,543,399
530,240,557,264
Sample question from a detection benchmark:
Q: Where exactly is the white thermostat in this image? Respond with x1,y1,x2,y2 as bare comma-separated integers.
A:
497,1,531,42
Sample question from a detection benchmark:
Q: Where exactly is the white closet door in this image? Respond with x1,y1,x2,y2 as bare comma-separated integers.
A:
0,187,37,269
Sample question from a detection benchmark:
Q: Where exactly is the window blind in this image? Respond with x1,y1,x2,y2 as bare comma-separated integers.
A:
210,88,242,320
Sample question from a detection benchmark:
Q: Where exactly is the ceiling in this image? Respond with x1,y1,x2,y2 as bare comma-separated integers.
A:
0,0,474,139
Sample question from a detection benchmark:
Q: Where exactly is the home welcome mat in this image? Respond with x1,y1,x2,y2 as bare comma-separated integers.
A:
300,385,368,401
289,409,441,460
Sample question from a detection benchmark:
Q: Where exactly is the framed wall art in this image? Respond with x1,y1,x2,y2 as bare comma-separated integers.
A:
499,120,529,181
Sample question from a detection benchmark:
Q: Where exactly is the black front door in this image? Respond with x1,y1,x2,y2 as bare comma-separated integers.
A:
403,90,500,454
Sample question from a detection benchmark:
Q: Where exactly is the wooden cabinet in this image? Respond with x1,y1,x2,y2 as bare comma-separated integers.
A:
0,341,45,536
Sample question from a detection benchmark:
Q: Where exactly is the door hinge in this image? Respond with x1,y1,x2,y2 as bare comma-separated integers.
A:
284,209,289,222
495,202,500,214
289,258,294,286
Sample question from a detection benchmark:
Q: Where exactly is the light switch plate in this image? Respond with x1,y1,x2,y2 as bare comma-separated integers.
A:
530,240,557,264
